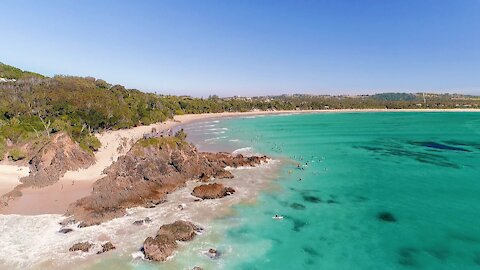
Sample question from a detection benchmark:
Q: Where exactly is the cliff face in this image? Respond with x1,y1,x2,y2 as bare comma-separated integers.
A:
20,132,96,188
1,133,95,208
65,136,267,226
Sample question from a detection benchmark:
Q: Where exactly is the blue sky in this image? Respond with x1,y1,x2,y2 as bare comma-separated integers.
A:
1,0,479,96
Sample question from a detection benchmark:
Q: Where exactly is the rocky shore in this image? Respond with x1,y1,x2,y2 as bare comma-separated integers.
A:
143,220,200,261
64,132,267,226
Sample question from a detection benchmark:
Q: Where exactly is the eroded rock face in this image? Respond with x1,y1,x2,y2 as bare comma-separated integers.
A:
65,136,266,226
192,183,235,199
143,234,178,262
21,132,95,188
69,242,93,252
0,133,95,208
157,220,197,241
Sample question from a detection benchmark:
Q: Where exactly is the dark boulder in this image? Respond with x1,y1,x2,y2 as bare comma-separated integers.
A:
97,242,116,254
192,183,235,200
157,220,198,242
143,234,178,261
69,242,93,252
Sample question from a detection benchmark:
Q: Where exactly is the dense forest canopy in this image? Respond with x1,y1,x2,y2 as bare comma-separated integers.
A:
1,62,479,161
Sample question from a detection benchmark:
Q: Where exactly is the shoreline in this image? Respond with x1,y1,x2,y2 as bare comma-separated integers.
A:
0,109,479,268
1,108,479,214
0,159,284,270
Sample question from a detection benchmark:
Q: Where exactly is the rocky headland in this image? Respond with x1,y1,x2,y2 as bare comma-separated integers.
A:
64,133,268,226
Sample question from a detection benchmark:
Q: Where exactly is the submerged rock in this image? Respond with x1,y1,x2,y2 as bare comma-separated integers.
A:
192,183,235,199
378,211,397,222
302,195,322,203
69,242,93,252
206,248,221,260
290,202,306,210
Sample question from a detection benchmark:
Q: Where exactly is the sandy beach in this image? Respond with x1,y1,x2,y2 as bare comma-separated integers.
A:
1,108,479,215
0,109,479,269
0,165,30,197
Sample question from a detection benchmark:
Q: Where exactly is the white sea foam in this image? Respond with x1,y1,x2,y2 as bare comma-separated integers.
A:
204,136,227,142
207,127,229,131
232,147,260,156
0,161,282,269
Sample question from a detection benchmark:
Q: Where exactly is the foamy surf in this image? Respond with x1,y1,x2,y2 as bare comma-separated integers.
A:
0,161,282,270
232,147,261,156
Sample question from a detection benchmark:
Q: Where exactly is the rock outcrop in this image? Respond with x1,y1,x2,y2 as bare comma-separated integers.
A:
65,136,267,226
143,220,199,262
206,248,221,260
192,183,235,199
58,228,73,234
0,133,95,209
69,242,93,252
157,220,198,241
143,234,178,262
98,242,116,254
21,132,95,188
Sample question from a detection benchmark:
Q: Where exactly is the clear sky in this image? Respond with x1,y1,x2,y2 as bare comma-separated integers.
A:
1,0,479,97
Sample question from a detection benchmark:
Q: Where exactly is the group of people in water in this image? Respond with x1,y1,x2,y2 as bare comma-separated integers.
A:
274,154,328,220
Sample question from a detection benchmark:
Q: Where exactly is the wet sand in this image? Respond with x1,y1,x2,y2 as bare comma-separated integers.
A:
0,161,283,270
1,178,93,215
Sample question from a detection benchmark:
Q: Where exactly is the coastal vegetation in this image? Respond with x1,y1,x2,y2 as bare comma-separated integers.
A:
1,62,479,159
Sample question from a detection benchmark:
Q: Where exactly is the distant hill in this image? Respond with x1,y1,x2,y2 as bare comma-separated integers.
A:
372,93,418,101
0,62,45,80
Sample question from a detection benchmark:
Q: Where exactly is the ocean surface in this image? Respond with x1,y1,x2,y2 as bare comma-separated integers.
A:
2,112,480,270
181,112,480,270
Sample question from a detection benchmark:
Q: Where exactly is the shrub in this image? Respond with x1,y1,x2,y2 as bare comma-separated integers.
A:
79,134,101,153
0,138,6,161
8,148,26,161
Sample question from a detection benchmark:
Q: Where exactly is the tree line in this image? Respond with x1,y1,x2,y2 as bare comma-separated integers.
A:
1,63,478,160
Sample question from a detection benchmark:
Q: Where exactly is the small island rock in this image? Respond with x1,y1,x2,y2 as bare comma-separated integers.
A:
143,234,178,261
192,183,235,199
157,220,198,241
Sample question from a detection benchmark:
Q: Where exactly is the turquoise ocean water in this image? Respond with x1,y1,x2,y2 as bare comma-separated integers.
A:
84,112,480,270
193,112,480,269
